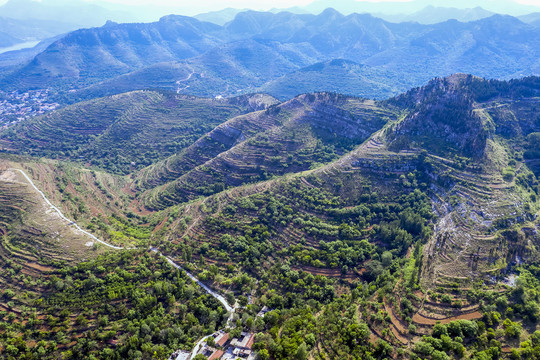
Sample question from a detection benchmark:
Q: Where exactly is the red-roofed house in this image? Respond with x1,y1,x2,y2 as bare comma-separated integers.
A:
208,349,224,360
215,332,230,347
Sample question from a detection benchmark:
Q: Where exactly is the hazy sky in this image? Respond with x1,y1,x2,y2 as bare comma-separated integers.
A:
107,0,314,8
128,0,540,18
90,0,540,7
2,0,538,17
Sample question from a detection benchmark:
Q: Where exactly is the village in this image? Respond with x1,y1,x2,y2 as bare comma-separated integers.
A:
169,307,271,360
0,89,59,126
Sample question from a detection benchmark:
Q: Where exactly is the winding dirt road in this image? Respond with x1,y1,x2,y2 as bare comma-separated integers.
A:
10,166,237,360
10,168,123,249
11,167,234,310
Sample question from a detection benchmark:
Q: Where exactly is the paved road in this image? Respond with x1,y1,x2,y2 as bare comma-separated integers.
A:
190,334,211,360
12,168,233,306
150,248,235,313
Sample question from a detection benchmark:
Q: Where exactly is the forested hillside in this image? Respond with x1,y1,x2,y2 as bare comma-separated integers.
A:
1,75,540,359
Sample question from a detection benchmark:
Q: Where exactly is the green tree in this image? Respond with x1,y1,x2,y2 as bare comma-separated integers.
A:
295,342,308,360
258,349,270,360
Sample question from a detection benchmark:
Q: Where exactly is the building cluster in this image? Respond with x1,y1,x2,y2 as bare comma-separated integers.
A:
199,330,256,360
169,330,257,360
168,305,273,360
169,350,190,360
0,89,59,126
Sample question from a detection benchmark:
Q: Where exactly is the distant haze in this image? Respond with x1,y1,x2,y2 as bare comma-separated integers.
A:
0,0,539,17
0,0,538,40
93,0,540,16
101,0,540,16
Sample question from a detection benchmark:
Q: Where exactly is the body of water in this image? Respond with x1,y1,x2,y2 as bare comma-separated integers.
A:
0,40,40,54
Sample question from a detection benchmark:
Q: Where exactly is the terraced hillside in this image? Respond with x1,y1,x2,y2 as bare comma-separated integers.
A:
138,92,398,210
131,75,540,356
0,160,106,323
2,75,540,359
0,161,103,266
3,75,540,286
0,159,231,359
311,75,540,285
0,91,278,174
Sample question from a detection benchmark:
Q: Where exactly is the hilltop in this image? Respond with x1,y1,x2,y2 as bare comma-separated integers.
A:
137,92,397,210
0,15,224,90
258,59,411,100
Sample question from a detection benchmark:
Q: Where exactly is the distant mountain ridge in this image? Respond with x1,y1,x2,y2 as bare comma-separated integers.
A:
0,16,78,42
0,15,225,89
1,9,539,102
194,8,249,26
0,29,21,47
195,5,498,26
301,0,540,17
519,12,540,27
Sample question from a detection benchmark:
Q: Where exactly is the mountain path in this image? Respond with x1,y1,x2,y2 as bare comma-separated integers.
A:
176,66,201,94
8,167,236,319
10,168,124,250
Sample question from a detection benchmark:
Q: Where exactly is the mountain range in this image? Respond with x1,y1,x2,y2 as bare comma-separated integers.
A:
1,9,539,103
301,0,540,17
0,28,20,47
196,5,501,25
375,6,495,24
1,0,539,36
4,1,540,358
0,16,88,44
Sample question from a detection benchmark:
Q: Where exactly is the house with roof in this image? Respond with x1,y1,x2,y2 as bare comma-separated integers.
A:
168,350,190,360
202,345,224,360
215,331,230,347
230,332,255,350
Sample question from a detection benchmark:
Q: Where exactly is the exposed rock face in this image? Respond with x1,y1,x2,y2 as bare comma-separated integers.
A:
387,75,489,158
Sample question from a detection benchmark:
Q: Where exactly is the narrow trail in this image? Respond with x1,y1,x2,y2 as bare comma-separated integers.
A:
9,167,236,318
10,168,124,250
176,68,198,93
